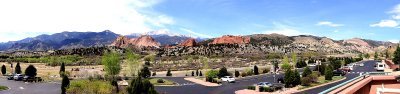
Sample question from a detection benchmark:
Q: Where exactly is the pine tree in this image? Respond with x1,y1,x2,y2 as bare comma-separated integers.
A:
254,65,259,75
140,66,151,78
234,70,240,77
218,67,229,78
325,65,333,80
60,62,65,76
284,69,293,87
293,70,301,86
199,71,203,76
15,62,21,74
61,76,70,94
25,65,37,77
191,71,195,76
166,69,172,76
302,66,312,77
393,46,400,64
1,65,6,75
196,69,199,76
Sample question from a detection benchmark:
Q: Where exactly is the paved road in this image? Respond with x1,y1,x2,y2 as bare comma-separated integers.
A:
0,79,60,94
296,60,377,94
155,66,314,94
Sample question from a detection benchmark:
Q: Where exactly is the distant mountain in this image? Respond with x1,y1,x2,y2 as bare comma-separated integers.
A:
127,30,206,45
1,30,119,51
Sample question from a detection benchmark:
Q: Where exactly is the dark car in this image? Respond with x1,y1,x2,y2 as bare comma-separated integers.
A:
277,77,284,83
333,69,346,76
7,76,14,80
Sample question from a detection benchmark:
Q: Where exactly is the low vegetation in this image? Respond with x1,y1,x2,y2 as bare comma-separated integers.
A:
67,80,113,94
149,78,176,85
0,86,8,91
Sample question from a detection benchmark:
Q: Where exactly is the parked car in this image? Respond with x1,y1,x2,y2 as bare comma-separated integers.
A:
375,63,385,71
359,63,364,67
221,76,235,83
333,69,346,76
7,76,14,80
24,76,35,82
340,66,352,72
257,82,273,87
13,74,24,81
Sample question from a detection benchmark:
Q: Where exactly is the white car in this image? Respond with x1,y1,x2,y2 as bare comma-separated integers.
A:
221,76,235,83
376,63,385,71
359,63,364,66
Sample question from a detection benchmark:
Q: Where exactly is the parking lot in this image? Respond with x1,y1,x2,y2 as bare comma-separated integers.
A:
0,78,60,94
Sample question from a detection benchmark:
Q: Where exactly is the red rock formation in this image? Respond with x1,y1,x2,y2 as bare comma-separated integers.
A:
210,35,250,44
111,36,130,48
178,38,197,47
111,35,161,48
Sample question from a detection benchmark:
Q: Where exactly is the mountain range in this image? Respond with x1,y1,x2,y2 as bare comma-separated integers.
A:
0,30,396,53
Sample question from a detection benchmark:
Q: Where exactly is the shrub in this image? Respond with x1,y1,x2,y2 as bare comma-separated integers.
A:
241,72,247,77
126,76,158,94
245,69,254,76
293,70,301,86
25,65,37,77
67,80,113,94
61,76,70,94
196,70,199,76
247,86,255,90
157,79,164,83
309,72,319,82
254,65,259,75
166,69,172,76
218,67,229,78
325,65,333,80
260,87,274,92
199,71,203,76
192,71,195,76
262,68,270,74
315,64,326,75
152,72,156,76
205,70,219,82
60,62,65,76
302,66,312,77
301,77,312,86
140,66,151,78
284,69,293,87
234,70,240,77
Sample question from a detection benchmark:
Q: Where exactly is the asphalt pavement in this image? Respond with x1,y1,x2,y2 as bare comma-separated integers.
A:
0,78,60,94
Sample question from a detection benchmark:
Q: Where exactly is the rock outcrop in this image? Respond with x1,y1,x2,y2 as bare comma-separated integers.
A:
210,35,250,44
343,38,371,47
178,38,197,47
111,35,161,48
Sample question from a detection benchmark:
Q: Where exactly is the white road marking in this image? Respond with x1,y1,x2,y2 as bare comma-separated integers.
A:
19,87,24,89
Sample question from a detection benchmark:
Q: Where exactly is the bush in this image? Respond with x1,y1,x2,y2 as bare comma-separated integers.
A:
157,79,164,83
152,72,156,76
140,67,151,78
262,68,270,74
166,69,172,76
192,71,195,76
218,67,230,78
245,68,254,76
196,70,199,76
247,86,255,90
260,87,274,92
293,70,301,86
241,72,247,77
315,64,326,75
302,66,312,77
25,65,37,77
61,76,70,94
301,77,312,86
284,69,293,87
205,70,219,82
234,70,240,77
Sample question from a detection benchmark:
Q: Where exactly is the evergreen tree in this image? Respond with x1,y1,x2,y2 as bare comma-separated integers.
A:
166,69,172,76
284,69,293,87
196,69,199,76
126,73,158,94
1,65,6,75
61,76,70,94
254,65,259,75
385,50,390,59
140,66,151,78
325,65,333,80
302,66,312,77
393,46,400,64
25,65,37,77
191,71,195,76
60,62,65,76
218,67,229,78
234,70,240,77
293,69,301,86
199,71,203,76
15,62,21,74
374,51,378,60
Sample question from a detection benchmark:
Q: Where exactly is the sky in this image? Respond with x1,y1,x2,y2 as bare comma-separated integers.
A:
1,0,400,43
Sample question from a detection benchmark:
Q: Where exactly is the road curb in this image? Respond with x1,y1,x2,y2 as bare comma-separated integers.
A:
293,76,347,93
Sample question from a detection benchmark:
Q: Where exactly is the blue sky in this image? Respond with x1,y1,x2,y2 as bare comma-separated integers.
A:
0,0,400,43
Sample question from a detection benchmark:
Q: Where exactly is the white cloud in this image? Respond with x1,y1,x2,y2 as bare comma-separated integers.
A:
388,39,399,43
370,20,399,27
333,30,339,33
180,28,213,38
316,21,344,27
263,22,310,36
0,0,172,42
